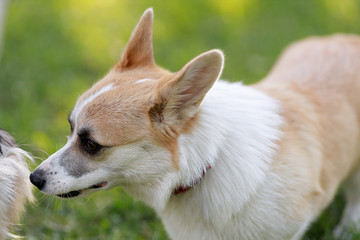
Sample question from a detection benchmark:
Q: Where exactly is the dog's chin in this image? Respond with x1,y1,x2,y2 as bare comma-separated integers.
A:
56,181,108,198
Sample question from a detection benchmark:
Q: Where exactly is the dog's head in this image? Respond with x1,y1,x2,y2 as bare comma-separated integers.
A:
30,9,223,203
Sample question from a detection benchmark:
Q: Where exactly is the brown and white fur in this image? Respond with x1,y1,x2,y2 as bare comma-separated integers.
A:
0,129,33,239
30,8,360,239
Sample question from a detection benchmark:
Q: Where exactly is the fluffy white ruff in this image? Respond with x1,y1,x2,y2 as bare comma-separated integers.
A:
0,144,33,239
145,80,284,239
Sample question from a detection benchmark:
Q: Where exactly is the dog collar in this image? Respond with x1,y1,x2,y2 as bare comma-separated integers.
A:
172,164,211,195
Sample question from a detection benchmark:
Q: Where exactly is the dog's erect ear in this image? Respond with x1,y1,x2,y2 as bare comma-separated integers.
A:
119,8,155,69
149,50,224,137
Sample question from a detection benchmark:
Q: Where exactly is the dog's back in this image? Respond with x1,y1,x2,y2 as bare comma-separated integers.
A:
255,34,360,236
266,34,360,98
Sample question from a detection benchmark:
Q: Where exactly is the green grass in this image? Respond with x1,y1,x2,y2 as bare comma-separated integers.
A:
1,0,360,239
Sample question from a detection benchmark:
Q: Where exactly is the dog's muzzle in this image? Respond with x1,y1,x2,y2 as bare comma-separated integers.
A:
30,168,108,197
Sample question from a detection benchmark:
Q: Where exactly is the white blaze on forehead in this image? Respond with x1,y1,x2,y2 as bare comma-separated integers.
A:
72,83,116,120
134,78,155,84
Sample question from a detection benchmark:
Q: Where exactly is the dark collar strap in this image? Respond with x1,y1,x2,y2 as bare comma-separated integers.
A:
172,164,211,195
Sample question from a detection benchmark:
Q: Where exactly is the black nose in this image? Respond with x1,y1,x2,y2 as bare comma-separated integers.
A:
30,169,46,190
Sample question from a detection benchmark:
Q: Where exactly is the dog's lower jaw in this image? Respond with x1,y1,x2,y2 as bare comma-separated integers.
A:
56,181,108,198
57,190,81,198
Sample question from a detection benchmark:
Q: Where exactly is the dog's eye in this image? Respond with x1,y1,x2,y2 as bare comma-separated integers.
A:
84,140,101,154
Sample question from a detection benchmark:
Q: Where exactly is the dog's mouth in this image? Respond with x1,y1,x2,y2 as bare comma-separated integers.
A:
57,181,108,198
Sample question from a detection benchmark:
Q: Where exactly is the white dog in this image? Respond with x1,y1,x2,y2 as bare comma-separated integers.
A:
30,9,360,239
0,128,33,239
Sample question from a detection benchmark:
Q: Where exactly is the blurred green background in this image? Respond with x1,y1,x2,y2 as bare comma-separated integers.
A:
1,0,360,239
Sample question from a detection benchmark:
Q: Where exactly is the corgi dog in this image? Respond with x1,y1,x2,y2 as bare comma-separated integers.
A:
0,128,33,239
30,8,360,239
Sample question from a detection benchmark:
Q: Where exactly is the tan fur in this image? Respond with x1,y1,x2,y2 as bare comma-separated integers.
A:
75,69,182,166
75,10,223,168
255,34,360,223
118,8,155,69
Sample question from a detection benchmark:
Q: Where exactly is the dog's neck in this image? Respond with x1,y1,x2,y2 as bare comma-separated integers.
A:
172,164,212,195
125,81,283,214
167,81,283,213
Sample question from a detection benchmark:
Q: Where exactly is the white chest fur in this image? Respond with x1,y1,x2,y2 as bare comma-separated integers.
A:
157,80,293,239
